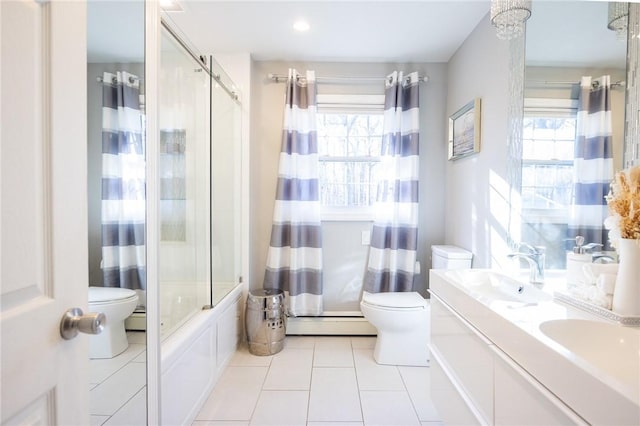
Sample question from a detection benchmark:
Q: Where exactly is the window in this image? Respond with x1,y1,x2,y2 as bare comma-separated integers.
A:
316,94,385,220
522,99,578,222
521,99,578,269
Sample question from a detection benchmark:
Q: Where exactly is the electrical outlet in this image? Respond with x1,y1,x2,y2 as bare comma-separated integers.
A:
361,230,371,245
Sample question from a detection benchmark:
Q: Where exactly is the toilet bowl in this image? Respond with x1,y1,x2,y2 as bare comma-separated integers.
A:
88,287,138,359
360,291,430,366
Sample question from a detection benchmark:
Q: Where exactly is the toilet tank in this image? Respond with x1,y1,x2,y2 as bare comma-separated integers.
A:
431,245,473,269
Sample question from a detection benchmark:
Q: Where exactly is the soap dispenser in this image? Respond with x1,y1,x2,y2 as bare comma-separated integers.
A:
566,236,601,288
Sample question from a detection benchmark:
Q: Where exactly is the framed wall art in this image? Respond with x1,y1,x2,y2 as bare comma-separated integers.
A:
448,98,481,160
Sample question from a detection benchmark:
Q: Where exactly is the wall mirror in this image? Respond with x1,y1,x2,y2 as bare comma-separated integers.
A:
516,1,629,268
87,1,147,424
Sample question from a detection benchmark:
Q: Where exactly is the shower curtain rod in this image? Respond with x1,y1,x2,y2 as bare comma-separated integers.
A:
161,19,239,102
96,75,142,84
528,79,626,89
267,73,428,85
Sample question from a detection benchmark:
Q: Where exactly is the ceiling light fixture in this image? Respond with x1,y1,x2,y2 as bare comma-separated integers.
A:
490,0,532,40
608,2,629,41
293,20,310,32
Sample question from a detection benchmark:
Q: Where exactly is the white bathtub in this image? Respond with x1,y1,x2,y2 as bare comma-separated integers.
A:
160,280,238,337
160,283,243,425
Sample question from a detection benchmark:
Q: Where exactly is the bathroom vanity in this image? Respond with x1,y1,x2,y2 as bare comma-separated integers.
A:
428,269,640,426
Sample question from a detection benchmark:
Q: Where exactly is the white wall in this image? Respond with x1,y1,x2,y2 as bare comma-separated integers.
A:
250,60,448,298
445,14,511,269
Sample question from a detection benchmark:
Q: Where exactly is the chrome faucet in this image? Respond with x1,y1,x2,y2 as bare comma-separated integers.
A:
592,254,616,264
508,243,546,284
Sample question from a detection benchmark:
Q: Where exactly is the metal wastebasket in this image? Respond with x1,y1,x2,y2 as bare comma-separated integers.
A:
245,289,286,356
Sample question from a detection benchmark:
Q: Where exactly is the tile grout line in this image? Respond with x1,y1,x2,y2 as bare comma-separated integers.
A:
102,386,146,425
249,347,275,425
92,349,145,385
205,336,438,426
91,414,111,426
89,336,146,417
397,366,423,424
305,338,316,426
351,338,366,425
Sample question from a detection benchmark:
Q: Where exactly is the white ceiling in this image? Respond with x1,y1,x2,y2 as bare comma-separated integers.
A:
87,0,627,69
87,0,490,63
163,1,490,63
87,1,144,63
526,1,627,69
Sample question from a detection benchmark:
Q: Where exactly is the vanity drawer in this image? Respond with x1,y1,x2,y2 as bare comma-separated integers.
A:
430,347,483,426
493,346,588,426
430,294,494,424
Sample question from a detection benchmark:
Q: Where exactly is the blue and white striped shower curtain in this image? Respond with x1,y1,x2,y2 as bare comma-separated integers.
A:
568,75,614,249
264,69,323,316
364,71,420,293
101,71,146,290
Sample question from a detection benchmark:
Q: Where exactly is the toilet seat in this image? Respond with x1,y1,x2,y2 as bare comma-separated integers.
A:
361,291,427,309
89,287,137,304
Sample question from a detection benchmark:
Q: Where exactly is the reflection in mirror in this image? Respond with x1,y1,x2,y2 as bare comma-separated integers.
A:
87,1,147,424
521,1,627,268
626,4,640,167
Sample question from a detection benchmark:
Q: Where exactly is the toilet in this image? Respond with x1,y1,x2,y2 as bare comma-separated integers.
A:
361,291,431,366
361,245,473,366
88,286,139,359
431,245,473,270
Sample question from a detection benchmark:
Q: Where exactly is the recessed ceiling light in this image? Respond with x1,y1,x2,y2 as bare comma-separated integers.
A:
293,20,310,32
160,0,183,12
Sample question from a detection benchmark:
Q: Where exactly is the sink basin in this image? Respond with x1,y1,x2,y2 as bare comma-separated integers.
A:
444,270,552,304
539,319,640,389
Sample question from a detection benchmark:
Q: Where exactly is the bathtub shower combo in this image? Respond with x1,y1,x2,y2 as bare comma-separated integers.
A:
157,22,242,339
155,21,244,424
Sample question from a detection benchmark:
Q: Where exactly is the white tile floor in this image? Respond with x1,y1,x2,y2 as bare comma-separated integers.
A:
90,331,147,426
194,336,442,426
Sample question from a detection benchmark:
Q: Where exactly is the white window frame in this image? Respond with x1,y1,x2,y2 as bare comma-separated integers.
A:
522,98,579,224
317,94,385,221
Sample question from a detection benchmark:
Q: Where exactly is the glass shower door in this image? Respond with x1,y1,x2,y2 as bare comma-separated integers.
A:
210,59,242,305
158,29,211,337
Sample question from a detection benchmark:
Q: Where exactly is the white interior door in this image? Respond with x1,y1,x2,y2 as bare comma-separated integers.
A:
1,1,89,424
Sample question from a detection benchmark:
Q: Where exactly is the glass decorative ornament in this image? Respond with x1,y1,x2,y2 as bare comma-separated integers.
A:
490,0,532,40
608,2,629,41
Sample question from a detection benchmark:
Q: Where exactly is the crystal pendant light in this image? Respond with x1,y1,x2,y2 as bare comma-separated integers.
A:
490,0,532,40
608,2,629,41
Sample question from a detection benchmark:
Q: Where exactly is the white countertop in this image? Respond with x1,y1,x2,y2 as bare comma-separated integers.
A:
429,268,640,426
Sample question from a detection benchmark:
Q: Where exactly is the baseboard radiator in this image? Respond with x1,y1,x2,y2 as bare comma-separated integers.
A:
286,312,377,335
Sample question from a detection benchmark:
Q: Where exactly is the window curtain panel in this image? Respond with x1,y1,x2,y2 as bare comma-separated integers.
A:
101,71,146,290
568,75,614,249
264,69,323,316
364,71,420,293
